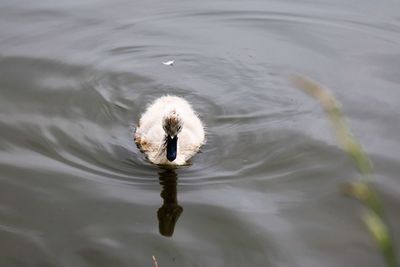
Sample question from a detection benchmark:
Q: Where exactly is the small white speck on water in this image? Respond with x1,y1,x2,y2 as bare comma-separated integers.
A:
162,60,174,66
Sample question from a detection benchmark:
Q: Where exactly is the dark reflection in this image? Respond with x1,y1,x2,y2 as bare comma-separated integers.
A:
157,169,183,237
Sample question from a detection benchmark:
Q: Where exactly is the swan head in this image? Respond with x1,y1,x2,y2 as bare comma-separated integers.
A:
162,111,183,162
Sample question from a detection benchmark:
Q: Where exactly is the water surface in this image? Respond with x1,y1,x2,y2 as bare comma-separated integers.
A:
1,0,400,266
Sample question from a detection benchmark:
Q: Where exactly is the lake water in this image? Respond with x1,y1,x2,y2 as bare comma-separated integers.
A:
0,0,399,266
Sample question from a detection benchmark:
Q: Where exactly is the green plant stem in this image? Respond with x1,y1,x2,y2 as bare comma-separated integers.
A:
292,75,398,267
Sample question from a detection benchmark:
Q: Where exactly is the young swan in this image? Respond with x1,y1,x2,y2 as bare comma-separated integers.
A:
134,96,205,165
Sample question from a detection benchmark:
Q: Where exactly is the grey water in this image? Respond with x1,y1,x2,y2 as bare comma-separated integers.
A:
1,0,400,266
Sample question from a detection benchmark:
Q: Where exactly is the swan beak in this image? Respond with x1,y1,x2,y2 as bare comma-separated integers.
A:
166,136,177,161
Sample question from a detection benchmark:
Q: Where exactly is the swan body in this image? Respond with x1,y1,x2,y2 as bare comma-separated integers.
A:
134,96,205,165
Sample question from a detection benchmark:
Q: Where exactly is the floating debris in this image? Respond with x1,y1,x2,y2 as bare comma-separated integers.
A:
162,60,174,66
152,255,159,267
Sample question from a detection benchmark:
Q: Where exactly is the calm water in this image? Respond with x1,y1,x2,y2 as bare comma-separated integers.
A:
1,0,400,266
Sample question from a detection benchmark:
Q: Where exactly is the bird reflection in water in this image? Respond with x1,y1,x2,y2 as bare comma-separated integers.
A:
157,169,183,237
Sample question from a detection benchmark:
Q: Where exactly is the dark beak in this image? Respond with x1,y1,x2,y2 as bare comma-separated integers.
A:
166,135,177,161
